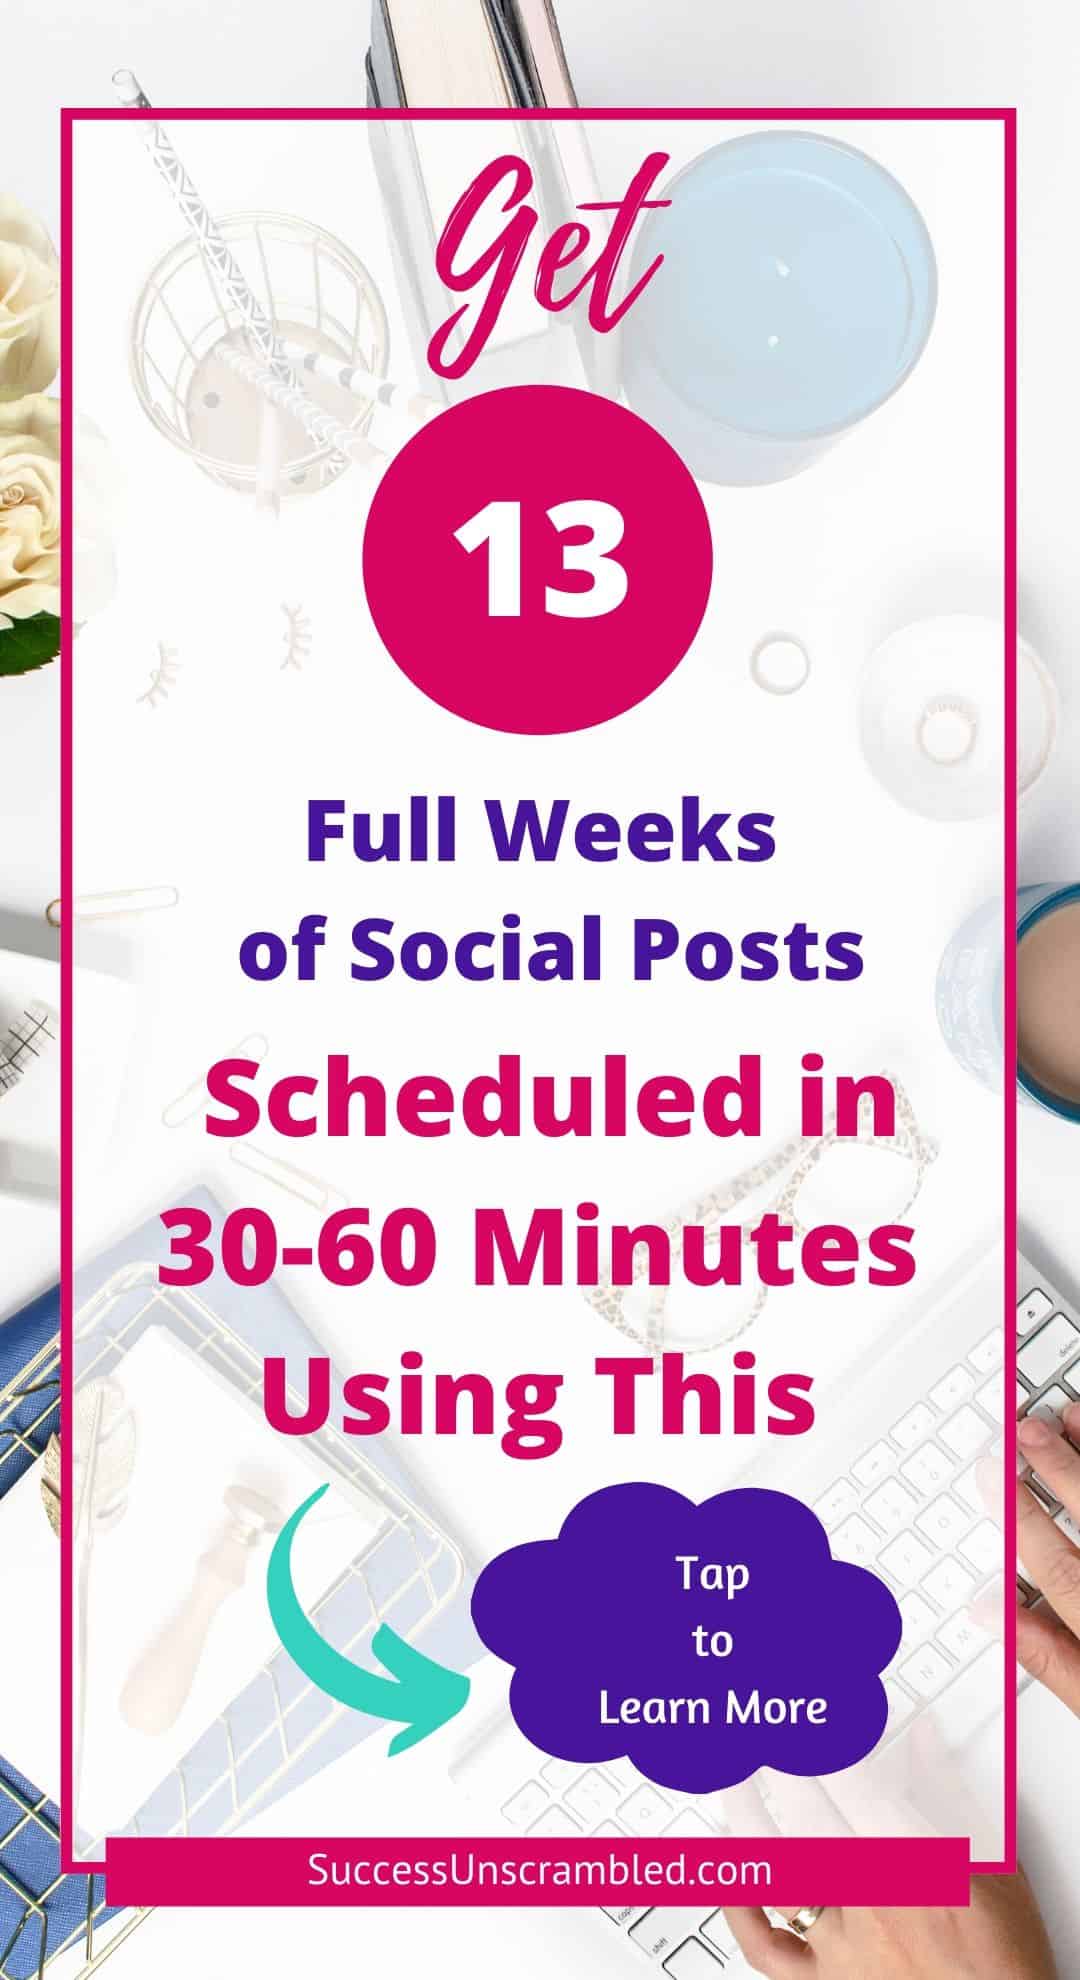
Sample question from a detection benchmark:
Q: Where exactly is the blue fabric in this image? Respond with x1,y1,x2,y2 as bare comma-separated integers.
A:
0,1757,108,1980
0,1288,60,1496
0,1290,117,1978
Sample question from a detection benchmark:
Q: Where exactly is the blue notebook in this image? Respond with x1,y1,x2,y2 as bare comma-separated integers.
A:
1,1289,107,1978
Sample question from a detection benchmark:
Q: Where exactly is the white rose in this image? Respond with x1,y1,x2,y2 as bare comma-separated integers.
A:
0,196,59,401
0,394,59,624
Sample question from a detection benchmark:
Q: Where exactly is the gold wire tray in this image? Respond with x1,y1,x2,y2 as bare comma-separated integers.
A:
0,1337,60,1498
73,1264,466,1856
0,1260,468,1977
0,1781,148,1980
1,1336,149,1979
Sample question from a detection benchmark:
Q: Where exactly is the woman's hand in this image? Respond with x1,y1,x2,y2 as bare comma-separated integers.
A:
724,1873,1056,1977
711,1399,1080,1980
716,1740,1055,1977
1015,1402,1080,1710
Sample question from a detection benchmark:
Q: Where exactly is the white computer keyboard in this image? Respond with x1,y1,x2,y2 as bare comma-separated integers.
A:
453,1242,1079,1972
1015,1260,1080,1569
736,1241,1066,1756
451,1725,746,1969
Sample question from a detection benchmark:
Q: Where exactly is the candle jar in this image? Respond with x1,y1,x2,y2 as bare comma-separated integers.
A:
621,131,937,486
857,616,1058,822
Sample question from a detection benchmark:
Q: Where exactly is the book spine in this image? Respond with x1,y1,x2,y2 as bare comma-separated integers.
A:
369,0,407,107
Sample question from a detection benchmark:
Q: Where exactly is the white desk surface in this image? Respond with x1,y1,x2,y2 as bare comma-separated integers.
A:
3,5,1079,1977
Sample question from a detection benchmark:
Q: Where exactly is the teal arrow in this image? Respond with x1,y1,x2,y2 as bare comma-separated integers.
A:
267,1483,470,1756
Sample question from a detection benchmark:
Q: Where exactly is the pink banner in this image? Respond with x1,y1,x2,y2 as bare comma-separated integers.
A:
105,1835,972,1908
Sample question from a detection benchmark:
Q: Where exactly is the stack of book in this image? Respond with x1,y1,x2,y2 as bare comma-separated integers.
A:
366,0,616,396
366,0,578,111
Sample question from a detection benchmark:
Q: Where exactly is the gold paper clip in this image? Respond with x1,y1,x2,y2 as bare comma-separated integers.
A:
161,1033,269,1128
229,1140,345,1212
46,887,180,926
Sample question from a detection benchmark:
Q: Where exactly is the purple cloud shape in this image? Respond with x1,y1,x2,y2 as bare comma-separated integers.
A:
471,1482,902,1795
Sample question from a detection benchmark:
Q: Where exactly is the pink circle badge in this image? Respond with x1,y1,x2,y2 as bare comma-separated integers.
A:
363,384,713,735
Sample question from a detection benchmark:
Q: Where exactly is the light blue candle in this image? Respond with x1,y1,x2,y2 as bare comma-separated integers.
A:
622,131,937,485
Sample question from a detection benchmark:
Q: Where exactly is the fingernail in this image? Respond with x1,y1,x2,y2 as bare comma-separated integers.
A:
1064,1400,1080,1432
1018,1415,1054,1449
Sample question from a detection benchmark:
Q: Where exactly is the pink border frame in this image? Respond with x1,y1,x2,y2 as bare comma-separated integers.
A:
59,103,1018,1897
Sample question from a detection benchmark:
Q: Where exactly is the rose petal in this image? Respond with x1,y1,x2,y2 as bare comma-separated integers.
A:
0,201,59,399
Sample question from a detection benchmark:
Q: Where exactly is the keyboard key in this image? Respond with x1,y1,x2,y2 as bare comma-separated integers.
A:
691,1793,730,1834
922,1557,977,1611
702,1913,738,1957
880,1531,936,1586
540,1758,581,1792
892,1403,935,1451
1018,1289,1054,1339
603,1904,645,1925
865,1479,919,1536
600,1757,639,1792
593,1821,628,1839
813,1479,858,1530
959,1520,1003,1577
852,1441,893,1489
563,1769,621,1826
930,1365,976,1413
527,1805,583,1837
661,1809,720,1841
1024,1385,1073,1433
937,1610,989,1662
663,1940,727,1978
977,1574,1006,1618
883,1678,916,1729
939,1406,991,1460
832,1515,879,1569
897,1592,937,1647
933,1643,1004,1751
502,1781,548,1827
916,1494,971,1549
1019,1314,1080,1390
976,1377,1006,1423
898,1644,953,1698
619,1784,672,1833
969,1328,1003,1375
955,1465,984,1514
630,1911,705,1958
901,1443,954,1498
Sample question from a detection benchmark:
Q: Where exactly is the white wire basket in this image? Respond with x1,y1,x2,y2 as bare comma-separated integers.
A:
129,211,390,498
